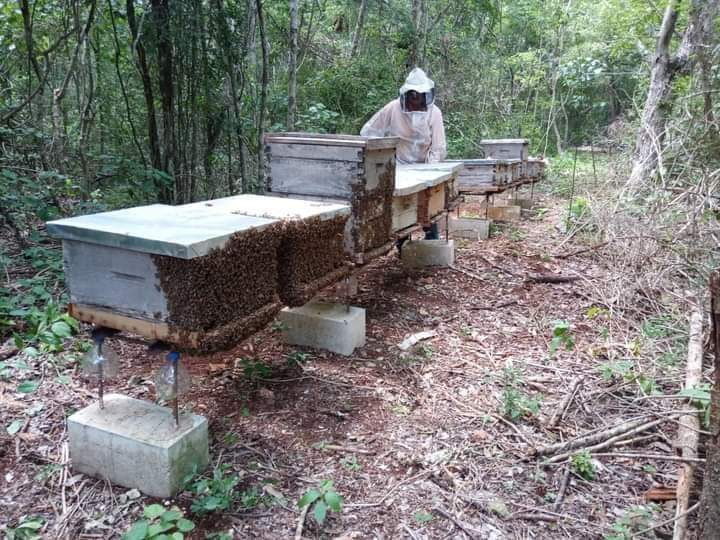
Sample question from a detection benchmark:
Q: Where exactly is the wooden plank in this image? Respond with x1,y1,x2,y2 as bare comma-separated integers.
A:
266,142,363,162
69,303,200,347
269,157,359,199
427,185,446,217
64,240,169,321
392,193,419,232
264,132,399,151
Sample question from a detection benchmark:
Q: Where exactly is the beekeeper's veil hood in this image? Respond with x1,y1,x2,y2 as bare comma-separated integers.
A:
399,67,436,112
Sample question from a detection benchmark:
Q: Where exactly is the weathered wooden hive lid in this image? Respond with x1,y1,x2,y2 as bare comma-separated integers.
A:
264,132,399,150
46,203,278,259
394,163,463,196
479,138,530,144
180,194,351,221
446,158,521,165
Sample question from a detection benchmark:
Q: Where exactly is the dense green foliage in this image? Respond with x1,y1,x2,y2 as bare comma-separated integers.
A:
1,0,717,344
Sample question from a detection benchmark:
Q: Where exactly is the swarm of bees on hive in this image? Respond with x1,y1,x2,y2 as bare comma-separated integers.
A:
153,223,284,334
278,215,349,306
350,162,395,254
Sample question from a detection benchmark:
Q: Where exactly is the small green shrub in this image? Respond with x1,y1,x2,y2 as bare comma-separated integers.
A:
570,451,596,480
184,464,240,515
121,505,194,540
549,320,575,357
298,479,343,526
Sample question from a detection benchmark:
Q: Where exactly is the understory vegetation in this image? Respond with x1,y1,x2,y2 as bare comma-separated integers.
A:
2,0,720,538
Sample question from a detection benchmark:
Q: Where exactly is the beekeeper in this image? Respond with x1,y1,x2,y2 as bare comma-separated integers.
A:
360,67,447,165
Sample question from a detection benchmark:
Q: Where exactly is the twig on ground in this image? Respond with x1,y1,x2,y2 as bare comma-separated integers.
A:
673,309,703,540
294,503,309,540
433,506,483,538
546,377,582,429
553,464,571,512
632,503,700,538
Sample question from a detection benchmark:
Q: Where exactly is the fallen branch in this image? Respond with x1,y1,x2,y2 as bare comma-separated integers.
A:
433,506,483,538
526,274,583,284
470,300,518,311
633,503,700,539
546,377,582,429
294,502,309,540
449,264,485,282
673,309,703,540
554,241,611,259
476,255,521,278
535,416,669,458
553,464,571,512
398,331,436,351
591,452,705,464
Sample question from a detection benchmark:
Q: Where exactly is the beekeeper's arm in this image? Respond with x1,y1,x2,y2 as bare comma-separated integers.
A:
428,106,447,163
360,102,393,138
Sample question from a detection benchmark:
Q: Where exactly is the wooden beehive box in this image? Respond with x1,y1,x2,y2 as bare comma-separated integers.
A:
527,157,548,182
265,133,398,263
448,159,519,192
480,139,529,178
180,194,351,307
47,204,284,352
392,163,462,232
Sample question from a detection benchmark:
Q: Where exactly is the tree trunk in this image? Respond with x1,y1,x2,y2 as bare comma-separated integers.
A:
152,0,176,202
350,0,368,58
626,0,680,188
287,0,298,130
627,0,720,188
127,0,162,174
254,0,269,192
699,271,720,539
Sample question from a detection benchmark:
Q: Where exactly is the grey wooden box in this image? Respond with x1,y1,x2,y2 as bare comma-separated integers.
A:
265,133,398,263
47,204,284,351
480,139,529,179
527,157,548,182
448,159,519,193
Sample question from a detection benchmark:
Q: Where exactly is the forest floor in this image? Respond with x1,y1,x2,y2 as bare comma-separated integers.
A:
0,185,696,539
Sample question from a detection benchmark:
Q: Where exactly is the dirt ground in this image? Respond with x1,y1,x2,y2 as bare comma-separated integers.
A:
0,189,692,539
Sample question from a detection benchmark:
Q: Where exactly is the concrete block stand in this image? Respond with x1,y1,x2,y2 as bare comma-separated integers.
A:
68,394,209,498
279,302,365,356
401,239,455,268
450,216,490,240
484,205,521,221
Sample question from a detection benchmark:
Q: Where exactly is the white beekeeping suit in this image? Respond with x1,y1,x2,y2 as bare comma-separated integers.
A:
360,68,447,164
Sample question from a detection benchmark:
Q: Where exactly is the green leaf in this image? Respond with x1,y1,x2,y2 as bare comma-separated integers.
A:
122,520,149,540
50,321,72,337
324,491,343,512
147,522,174,536
17,380,39,393
161,510,183,522
16,519,43,530
678,388,711,403
175,518,195,532
171,533,184,540
298,489,321,508
313,500,328,525
6,419,22,435
144,503,166,519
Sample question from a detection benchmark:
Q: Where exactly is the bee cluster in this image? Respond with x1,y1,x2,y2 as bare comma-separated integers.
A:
278,214,349,306
153,223,285,350
349,161,395,257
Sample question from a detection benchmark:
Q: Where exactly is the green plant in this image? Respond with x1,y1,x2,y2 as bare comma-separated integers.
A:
570,451,596,480
598,360,633,382
4,516,44,540
286,351,311,368
604,504,658,540
549,320,575,357
12,303,78,353
184,464,240,515
122,504,195,540
340,454,361,472
500,365,541,422
678,383,712,427
239,358,271,385
270,320,288,332
298,479,343,526
414,510,433,523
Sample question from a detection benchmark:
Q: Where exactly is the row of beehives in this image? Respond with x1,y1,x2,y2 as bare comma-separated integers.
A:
264,133,462,254
449,139,547,194
48,194,356,353
48,134,462,353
